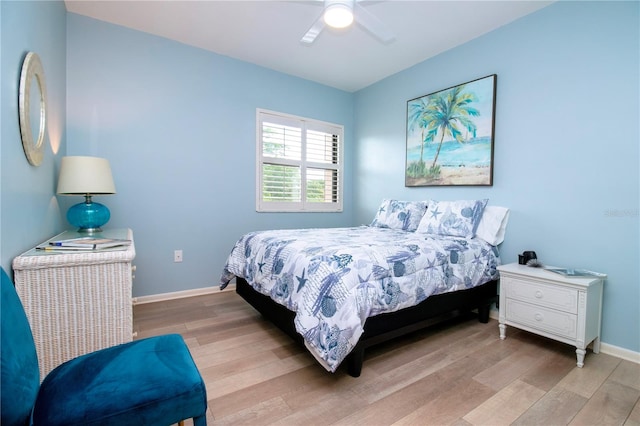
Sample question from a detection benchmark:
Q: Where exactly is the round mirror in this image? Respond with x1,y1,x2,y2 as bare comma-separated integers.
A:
18,52,47,166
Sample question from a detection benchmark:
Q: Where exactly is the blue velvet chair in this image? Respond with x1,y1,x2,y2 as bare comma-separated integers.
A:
1,267,207,426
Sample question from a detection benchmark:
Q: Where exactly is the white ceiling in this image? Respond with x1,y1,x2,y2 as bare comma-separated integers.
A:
64,0,553,92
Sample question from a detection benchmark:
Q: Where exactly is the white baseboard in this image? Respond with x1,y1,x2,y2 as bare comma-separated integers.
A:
488,308,639,364
599,342,640,364
489,308,499,320
133,281,236,305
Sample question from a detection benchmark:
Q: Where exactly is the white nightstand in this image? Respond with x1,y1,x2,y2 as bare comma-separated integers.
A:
12,228,136,378
497,263,605,368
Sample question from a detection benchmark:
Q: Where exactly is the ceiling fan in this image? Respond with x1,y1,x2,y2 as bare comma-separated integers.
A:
301,0,395,44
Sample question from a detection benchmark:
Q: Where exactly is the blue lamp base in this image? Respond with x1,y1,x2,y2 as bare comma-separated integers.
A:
67,196,111,233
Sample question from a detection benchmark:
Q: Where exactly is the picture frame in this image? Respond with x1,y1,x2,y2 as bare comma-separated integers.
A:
406,74,496,187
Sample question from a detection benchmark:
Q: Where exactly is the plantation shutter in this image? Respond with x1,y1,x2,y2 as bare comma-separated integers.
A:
257,109,343,212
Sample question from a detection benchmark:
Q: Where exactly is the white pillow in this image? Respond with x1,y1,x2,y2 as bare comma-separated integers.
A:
475,206,510,246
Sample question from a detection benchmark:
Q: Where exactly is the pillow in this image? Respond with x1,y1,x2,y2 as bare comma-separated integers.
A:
416,199,488,238
370,199,427,232
475,206,510,246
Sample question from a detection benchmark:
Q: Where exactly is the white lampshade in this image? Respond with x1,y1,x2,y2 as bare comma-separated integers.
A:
57,156,116,195
324,3,354,29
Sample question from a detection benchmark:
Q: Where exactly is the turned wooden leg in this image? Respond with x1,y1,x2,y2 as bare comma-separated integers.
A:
499,323,506,340
576,348,586,368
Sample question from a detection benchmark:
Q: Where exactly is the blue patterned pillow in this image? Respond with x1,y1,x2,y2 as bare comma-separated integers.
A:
370,199,428,232
416,199,488,238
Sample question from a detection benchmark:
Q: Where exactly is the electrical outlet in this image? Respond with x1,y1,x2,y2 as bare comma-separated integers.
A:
174,250,183,263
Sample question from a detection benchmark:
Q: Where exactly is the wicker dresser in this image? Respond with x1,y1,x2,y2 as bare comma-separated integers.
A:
12,228,136,379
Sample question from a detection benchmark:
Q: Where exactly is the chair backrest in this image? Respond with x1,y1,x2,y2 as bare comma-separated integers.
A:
1,268,40,426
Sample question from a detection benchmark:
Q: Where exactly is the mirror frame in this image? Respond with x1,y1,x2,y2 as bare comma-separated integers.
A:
18,52,48,167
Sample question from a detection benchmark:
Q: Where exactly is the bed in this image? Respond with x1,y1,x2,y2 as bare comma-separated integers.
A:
220,199,509,376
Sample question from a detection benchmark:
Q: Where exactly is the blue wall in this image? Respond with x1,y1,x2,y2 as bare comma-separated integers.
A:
65,14,355,297
0,1,67,274
354,1,639,353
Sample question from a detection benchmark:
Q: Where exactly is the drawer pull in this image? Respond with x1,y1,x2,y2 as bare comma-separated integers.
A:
534,313,544,322
535,290,543,299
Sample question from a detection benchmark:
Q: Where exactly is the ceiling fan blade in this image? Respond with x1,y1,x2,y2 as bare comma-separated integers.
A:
301,13,325,44
354,3,395,43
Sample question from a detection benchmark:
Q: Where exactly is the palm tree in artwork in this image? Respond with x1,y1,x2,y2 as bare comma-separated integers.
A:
422,85,480,170
407,98,433,165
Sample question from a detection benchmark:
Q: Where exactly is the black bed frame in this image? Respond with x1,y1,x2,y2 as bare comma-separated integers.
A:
236,277,498,377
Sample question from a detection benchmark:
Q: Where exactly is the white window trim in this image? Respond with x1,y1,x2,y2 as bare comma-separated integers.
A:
256,108,344,213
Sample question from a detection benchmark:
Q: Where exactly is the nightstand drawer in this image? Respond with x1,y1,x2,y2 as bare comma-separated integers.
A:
505,298,577,339
502,277,578,314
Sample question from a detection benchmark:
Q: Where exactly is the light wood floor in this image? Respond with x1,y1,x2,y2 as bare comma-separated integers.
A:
133,290,640,426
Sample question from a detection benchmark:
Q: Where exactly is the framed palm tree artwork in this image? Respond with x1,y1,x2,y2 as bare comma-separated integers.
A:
406,74,496,186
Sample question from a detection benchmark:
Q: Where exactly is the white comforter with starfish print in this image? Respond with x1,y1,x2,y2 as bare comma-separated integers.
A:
220,226,500,372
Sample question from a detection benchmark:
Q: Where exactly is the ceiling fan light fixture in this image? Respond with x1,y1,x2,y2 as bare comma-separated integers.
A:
323,3,354,29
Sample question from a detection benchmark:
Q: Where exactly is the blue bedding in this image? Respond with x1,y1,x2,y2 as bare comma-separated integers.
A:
220,226,500,372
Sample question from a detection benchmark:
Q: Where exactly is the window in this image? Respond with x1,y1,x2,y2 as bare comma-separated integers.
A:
257,109,343,212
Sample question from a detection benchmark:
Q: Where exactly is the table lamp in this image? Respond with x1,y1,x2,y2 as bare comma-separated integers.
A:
57,156,116,233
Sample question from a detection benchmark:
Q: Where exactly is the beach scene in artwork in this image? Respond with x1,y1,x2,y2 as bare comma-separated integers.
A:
406,75,495,186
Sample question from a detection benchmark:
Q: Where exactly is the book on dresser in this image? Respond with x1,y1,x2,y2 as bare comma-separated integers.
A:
37,237,131,251
544,267,606,278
